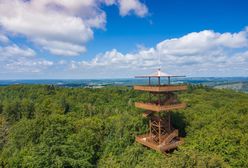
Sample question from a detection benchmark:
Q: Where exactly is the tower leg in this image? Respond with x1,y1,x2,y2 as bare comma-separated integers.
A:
136,114,183,153
159,120,161,144
149,119,151,136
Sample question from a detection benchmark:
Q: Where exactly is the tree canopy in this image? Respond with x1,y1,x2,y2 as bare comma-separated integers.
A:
0,85,248,167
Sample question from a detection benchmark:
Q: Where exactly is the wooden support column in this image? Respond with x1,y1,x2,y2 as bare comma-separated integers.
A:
158,94,161,105
158,77,161,86
159,120,161,144
168,77,171,85
149,119,152,136
168,112,171,132
149,77,151,102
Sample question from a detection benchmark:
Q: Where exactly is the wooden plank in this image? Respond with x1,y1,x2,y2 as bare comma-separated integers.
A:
160,139,184,151
160,103,187,111
136,135,160,152
135,102,160,111
136,134,183,152
135,102,187,112
134,85,187,92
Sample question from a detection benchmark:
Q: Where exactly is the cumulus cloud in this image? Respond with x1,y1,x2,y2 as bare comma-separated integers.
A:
2,27,247,78
0,44,53,73
0,45,36,59
157,29,248,55
70,28,248,77
118,0,148,17
0,0,148,56
104,0,148,17
0,33,9,44
5,59,54,73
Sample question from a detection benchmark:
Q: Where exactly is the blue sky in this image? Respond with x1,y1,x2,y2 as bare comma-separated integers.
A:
0,0,248,79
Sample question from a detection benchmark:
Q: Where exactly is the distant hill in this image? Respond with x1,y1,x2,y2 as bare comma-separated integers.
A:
1,77,248,91
214,82,248,93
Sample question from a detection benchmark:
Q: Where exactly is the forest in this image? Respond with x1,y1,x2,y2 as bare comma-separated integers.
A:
0,84,248,167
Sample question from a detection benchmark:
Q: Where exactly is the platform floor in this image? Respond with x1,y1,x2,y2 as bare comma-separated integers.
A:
136,132,183,152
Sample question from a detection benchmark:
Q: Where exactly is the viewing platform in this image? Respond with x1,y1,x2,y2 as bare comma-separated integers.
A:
134,85,187,92
135,102,187,112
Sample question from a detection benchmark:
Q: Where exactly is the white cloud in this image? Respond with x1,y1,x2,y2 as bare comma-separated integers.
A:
5,59,54,73
118,0,148,17
2,27,246,78
34,38,87,56
0,45,36,59
0,44,53,73
156,29,248,56
103,0,148,17
0,33,9,43
69,28,248,77
0,0,148,56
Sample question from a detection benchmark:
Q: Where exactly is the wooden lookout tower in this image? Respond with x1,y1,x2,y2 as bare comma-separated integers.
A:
134,69,187,153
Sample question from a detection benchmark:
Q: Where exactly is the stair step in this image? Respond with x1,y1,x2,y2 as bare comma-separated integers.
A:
162,129,178,145
160,138,184,151
142,111,152,117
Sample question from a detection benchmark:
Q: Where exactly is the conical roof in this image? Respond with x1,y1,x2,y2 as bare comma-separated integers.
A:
135,69,185,78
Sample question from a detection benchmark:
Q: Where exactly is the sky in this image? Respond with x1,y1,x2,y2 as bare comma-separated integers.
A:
0,0,248,79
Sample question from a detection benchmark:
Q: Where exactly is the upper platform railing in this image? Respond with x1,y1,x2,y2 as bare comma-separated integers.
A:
135,102,187,112
135,69,185,85
134,85,187,92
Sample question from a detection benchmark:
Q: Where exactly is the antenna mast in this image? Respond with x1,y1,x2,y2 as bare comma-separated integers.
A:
158,51,161,70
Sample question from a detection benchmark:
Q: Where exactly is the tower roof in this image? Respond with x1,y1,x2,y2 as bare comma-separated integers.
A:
135,69,185,78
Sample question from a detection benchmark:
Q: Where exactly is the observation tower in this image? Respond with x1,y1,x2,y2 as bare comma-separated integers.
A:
134,69,187,153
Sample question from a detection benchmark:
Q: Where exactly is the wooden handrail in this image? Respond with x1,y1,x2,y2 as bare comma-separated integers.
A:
134,85,187,92
135,102,187,112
